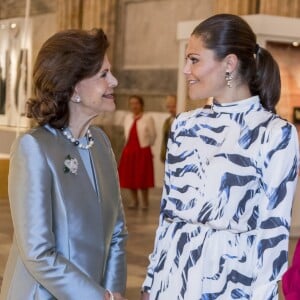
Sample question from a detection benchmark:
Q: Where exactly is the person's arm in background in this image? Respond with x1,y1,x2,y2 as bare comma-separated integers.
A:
160,118,169,163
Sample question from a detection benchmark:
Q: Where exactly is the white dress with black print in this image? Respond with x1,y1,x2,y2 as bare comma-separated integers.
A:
142,96,299,300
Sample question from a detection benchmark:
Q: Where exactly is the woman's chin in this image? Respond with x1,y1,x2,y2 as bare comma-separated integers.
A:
102,102,116,113
188,91,209,102
98,97,116,112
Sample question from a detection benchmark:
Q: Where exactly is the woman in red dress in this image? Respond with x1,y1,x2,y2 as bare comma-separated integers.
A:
118,95,156,209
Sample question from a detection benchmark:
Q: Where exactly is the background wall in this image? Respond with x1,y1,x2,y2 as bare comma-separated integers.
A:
114,0,213,111
1,0,300,187
0,0,56,18
268,41,300,121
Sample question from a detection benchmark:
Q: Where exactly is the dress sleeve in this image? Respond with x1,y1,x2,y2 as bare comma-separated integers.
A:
102,143,128,294
141,210,165,292
252,121,299,299
9,134,105,299
282,239,300,300
142,116,179,292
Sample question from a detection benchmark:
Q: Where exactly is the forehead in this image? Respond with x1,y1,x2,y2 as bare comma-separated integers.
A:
100,54,110,68
130,97,141,103
185,35,216,58
185,35,205,55
166,96,176,104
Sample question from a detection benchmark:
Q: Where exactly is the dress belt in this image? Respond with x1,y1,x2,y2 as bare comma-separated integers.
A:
163,215,258,235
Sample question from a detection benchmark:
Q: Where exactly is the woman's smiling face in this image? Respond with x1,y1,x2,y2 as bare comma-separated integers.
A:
183,35,228,101
73,54,118,115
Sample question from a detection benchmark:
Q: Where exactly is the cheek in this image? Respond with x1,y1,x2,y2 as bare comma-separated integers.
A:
97,81,109,94
191,64,208,79
203,65,223,86
86,80,107,93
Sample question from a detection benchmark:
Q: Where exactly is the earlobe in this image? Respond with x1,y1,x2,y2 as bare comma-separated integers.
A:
71,86,81,103
225,54,238,73
71,94,81,103
224,54,237,88
71,87,81,103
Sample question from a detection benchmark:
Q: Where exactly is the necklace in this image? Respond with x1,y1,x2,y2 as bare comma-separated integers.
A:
61,128,94,150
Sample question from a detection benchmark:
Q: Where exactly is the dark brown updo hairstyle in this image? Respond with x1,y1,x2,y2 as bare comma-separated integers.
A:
27,28,109,128
192,14,280,112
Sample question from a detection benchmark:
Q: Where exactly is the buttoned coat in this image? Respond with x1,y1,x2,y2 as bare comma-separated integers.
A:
0,125,127,300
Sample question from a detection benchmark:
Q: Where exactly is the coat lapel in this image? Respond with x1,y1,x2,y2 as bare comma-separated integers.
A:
41,126,118,239
89,128,120,238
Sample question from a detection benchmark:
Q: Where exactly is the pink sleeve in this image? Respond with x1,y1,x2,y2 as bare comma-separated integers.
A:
282,239,300,300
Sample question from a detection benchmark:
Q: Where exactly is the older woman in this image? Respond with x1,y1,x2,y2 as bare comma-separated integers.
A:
0,29,127,300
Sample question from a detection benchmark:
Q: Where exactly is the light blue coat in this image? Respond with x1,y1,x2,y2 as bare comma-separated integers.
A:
0,125,127,299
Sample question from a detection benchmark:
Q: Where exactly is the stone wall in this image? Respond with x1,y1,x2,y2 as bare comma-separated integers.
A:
0,0,56,19
113,0,214,113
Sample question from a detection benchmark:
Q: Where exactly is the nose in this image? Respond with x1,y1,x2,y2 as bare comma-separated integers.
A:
183,60,191,75
109,72,118,88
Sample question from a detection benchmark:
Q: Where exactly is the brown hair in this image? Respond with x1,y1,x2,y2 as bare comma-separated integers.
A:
27,28,109,128
129,95,144,108
192,14,280,112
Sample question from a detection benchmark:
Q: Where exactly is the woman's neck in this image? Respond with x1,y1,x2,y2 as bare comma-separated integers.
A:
68,102,97,138
214,84,252,104
68,115,95,138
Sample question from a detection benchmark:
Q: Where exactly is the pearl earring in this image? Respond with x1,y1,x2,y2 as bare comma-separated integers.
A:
72,95,81,103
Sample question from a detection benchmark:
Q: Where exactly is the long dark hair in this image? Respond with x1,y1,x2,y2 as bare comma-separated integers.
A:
27,28,109,128
192,14,280,112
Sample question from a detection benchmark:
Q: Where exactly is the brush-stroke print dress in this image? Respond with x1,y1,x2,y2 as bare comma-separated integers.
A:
142,96,299,300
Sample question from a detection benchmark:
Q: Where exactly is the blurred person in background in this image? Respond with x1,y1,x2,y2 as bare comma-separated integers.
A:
118,95,156,210
160,95,177,163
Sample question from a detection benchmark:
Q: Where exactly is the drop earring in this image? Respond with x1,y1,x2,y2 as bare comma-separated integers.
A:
225,71,233,88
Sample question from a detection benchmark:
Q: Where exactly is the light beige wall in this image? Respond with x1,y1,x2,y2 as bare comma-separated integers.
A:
122,0,213,69
213,0,258,14
31,13,57,68
0,0,56,19
114,0,214,110
260,0,300,17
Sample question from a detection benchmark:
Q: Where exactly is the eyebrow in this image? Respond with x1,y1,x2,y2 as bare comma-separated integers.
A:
185,53,200,59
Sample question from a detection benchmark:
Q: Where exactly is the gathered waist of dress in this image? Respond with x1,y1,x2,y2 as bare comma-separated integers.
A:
163,214,258,235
